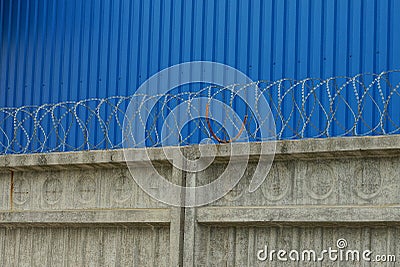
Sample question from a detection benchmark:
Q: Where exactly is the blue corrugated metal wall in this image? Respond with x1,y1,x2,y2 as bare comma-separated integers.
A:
1,0,400,151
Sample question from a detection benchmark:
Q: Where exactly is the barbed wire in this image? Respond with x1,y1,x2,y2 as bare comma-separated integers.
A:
1,70,400,154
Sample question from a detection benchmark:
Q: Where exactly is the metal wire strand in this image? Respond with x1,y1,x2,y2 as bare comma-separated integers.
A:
1,70,399,154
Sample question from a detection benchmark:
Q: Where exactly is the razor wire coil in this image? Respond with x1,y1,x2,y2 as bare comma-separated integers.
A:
1,70,400,154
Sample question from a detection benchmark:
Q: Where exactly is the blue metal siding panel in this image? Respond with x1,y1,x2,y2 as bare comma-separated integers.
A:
1,0,400,152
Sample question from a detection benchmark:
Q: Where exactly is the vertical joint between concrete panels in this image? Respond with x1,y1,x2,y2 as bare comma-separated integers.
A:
170,163,186,266
182,171,197,267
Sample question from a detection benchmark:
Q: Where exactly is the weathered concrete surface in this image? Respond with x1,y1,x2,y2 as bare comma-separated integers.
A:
0,151,179,266
0,226,170,266
193,225,400,266
0,135,400,266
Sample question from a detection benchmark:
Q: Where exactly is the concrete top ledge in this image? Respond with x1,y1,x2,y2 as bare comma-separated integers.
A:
1,135,400,170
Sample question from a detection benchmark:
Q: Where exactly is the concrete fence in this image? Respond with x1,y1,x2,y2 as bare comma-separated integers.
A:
1,135,400,266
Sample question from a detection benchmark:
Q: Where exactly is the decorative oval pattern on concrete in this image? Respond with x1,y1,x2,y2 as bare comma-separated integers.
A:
112,174,133,203
261,163,291,201
354,162,382,200
76,176,96,203
13,177,30,205
43,176,63,204
223,179,245,202
306,163,335,200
